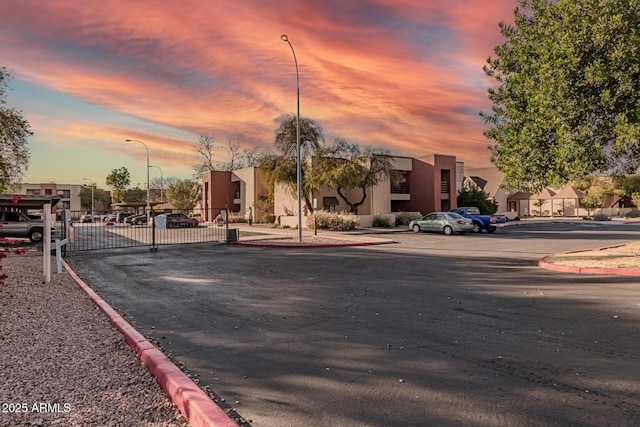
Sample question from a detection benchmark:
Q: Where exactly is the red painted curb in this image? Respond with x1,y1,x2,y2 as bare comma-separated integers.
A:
62,260,237,427
234,241,376,248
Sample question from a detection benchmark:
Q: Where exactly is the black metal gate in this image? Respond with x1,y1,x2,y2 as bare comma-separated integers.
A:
62,208,230,252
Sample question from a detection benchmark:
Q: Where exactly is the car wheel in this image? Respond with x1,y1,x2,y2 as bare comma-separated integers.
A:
443,225,453,235
487,226,497,233
412,224,421,233
472,222,482,233
29,228,44,243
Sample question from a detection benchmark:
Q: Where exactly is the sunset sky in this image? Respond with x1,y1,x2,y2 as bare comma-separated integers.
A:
1,0,516,188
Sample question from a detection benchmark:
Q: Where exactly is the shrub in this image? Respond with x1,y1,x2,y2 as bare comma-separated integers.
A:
625,209,640,218
226,214,247,223
593,213,611,221
309,211,358,231
394,212,421,226
262,214,276,224
372,216,392,228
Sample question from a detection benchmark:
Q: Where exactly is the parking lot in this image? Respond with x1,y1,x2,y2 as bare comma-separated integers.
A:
68,221,640,426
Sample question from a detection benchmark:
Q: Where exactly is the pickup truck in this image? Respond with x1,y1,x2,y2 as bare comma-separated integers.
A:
0,211,47,242
449,207,506,233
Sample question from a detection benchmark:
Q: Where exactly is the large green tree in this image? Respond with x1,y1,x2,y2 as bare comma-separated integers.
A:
105,167,130,203
166,179,201,211
457,182,499,214
260,115,325,213
312,139,396,214
80,185,111,212
482,0,640,193
0,66,32,193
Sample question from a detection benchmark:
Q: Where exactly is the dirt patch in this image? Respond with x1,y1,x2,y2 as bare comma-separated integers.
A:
544,241,640,270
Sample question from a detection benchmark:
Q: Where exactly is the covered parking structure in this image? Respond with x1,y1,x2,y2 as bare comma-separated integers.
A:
0,194,61,215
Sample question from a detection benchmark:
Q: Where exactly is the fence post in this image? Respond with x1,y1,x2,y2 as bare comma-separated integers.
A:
150,208,158,252
224,206,230,244
43,203,51,283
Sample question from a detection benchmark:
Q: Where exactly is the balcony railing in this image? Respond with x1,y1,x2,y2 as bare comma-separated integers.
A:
391,182,410,194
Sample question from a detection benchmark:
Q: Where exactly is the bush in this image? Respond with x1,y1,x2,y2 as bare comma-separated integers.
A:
309,211,358,231
625,209,640,218
394,212,421,226
593,213,611,221
262,214,276,224
372,216,392,228
226,214,247,223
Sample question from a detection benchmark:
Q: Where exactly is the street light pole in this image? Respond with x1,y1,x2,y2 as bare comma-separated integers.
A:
149,165,164,207
125,139,150,220
280,34,303,243
82,178,95,222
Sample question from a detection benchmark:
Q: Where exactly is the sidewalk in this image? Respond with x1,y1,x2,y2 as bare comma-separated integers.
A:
231,223,401,247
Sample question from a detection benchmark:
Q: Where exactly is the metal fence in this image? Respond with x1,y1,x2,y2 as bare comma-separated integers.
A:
61,208,230,252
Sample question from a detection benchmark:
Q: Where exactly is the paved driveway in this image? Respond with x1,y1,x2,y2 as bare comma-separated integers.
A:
69,222,640,426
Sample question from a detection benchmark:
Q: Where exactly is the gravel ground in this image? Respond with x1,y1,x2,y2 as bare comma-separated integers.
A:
0,250,189,427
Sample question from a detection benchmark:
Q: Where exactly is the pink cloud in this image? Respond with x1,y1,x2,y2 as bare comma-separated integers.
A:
1,0,518,181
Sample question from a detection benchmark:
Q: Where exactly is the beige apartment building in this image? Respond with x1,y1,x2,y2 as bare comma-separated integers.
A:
202,154,461,227
18,183,83,214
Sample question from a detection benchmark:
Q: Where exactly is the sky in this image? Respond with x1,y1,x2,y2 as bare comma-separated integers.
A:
0,0,517,189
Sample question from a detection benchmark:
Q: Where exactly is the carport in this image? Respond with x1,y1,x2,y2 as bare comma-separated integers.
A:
0,194,61,214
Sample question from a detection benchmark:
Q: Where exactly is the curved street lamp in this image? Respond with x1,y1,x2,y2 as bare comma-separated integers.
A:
280,34,303,242
125,139,150,219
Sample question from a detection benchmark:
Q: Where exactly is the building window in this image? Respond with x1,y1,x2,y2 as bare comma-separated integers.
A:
440,169,450,194
57,190,71,198
26,189,40,195
390,171,410,194
323,197,339,212
45,189,52,195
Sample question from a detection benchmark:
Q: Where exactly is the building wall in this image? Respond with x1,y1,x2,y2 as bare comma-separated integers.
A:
201,171,239,221
19,183,82,213
370,175,390,215
403,155,457,214
230,167,270,222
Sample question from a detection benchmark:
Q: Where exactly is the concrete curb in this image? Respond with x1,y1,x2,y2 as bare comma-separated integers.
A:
538,246,640,277
62,260,237,427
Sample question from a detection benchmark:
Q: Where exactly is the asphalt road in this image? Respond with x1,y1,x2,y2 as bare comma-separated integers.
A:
68,221,640,426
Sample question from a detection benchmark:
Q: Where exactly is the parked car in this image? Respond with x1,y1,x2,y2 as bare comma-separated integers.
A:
116,212,136,223
126,214,148,225
449,207,506,233
104,213,117,224
0,210,50,242
154,213,199,228
80,213,94,223
409,212,473,235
